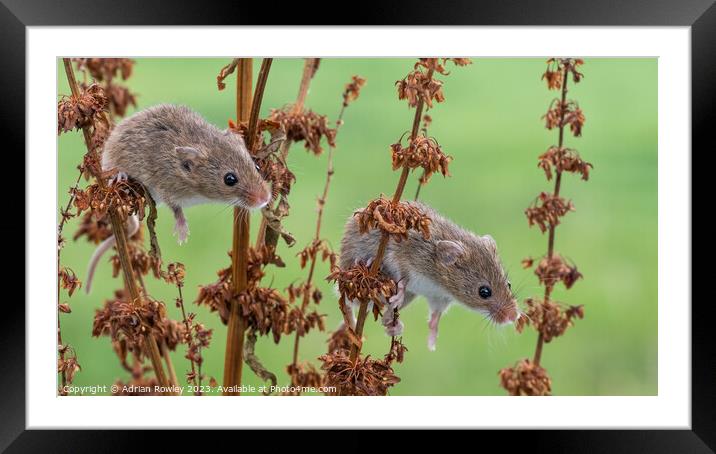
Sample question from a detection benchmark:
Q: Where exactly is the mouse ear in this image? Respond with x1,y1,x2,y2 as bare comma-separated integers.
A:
175,146,201,172
436,240,465,265
223,129,247,145
481,234,497,253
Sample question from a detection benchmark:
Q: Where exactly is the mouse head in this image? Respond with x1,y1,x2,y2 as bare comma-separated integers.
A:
435,234,518,325
175,132,271,209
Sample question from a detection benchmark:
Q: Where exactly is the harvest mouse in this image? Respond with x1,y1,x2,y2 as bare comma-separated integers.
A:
339,201,518,350
84,104,271,293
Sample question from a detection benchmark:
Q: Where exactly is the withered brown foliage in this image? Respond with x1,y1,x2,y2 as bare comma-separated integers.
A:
73,59,138,118
538,146,592,181
269,107,337,156
196,247,302,344
57,346,81,386
57,83,109,135
58,267,81,297
542,58,584,90
92,290,170,363
74,58,135,82
390,135,451,184
499,359,552,396
525,192,574,233
326,324,355,355
516,298,584,343
319,349,400,396
327,263,397,319
342,75,367,107
284,362,325,395
543,99,586,137
533,254,583,291
73,212,113,244
396,58,472,108
354,197,431,241
72,178,146,221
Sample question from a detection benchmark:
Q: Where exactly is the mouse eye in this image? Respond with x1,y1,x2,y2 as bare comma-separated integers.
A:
507,281,512,290
254,163,260,171
224,172,238,186
478,286,492,299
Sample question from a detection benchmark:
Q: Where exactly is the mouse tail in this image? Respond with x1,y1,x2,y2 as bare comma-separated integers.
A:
85,214,140,294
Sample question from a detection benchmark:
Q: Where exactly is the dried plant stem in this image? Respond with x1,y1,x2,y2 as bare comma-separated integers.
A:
290,101,347,371
350,69,434,362
256,58,319,247
162,341,179,387
175,281,200,391
223,58,273,395
62,58,173,394
533,65,569,367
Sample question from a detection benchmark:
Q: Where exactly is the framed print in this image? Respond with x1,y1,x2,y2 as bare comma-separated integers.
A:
6,0,712,450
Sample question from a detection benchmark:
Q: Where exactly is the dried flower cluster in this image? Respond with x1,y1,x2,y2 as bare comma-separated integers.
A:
543,99,586,137
531,254,583,291
396,58,472,108
72,178,146,221
515,298,584,342
499,359,552,396
328,263,397,319
354,197,431,241
57,83,109,135
269,107,337,156
58,267,81,297
196,246,311,344
500,58,591,396
342,76,366,107
390,135,452,183
319,349,400,396
525,192,575,233
73,58,137,118
538,146,592,181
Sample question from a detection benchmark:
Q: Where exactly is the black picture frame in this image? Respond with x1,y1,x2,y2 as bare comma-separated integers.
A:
5,0,711,450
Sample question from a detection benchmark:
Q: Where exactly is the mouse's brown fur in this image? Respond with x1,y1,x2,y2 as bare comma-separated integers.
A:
339,201,518,350
102,104,270,211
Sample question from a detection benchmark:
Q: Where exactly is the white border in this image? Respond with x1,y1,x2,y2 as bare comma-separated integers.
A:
28,27,690,429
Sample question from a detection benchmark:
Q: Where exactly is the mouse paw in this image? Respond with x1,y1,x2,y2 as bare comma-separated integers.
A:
174,221,190,244
389,279,406,307
108,171,128,186
384,319,404,337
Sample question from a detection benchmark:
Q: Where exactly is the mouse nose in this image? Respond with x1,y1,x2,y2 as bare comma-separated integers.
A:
492,303,518,325
248,184,272,209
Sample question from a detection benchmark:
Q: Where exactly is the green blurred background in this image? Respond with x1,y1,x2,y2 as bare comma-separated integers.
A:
57,58,657,396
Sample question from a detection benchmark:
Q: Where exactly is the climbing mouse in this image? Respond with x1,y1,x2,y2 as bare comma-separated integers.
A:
85,104,271,293
339,201,518,350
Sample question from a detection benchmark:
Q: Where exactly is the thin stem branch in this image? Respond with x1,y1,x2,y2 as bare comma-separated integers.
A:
533,64,570,367
223,58,273,395
290,100,348,375
349,68,435,363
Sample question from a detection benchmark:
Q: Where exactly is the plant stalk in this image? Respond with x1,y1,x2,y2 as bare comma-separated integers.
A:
223,58,273,395
533,64,570,367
